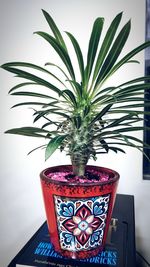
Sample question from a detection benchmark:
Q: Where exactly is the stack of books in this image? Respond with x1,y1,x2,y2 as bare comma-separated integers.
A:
8,194,136,267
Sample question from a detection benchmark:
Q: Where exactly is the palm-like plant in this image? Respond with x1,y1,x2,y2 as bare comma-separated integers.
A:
1,10,150,176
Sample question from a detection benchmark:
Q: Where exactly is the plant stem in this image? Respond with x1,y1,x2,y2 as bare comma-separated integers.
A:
72,163,86,176
71,155,88,176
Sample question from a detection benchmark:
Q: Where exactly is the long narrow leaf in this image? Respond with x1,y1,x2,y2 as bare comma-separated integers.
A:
85,17,104,81
107,146,126,153
1,61,66,86
94,86,116,99
42,121,58,128
95,78,150,99
104,114,135,129
45,135,68,160
99,133,149,147
11,91,58,101
11,101,49,108
99,139,109,152
65,32,85,83
109,109,150,115
5,127,50,138
93,85,150,105
94,126,150,139
118,76,150,88
114,83,150,96
92,12,123,82
113,103,150,109
34,108,70,122
90,104,112,124
34,31,75,80
45,62,70,81
99,41,150,88
1,64,61,94
8,82,36,94
45,62,77,92
99,95,148,107
98,142,146,148
61,89,77,107
66,80,83,98
42,9,67,51
95,20,131,88
92,93,114,105
126,60,140,64
28,144,47,155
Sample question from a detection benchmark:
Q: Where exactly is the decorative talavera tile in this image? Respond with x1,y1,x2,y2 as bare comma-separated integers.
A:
54,194,110,251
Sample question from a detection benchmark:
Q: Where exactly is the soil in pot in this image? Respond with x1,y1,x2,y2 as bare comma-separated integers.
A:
47,168,110,183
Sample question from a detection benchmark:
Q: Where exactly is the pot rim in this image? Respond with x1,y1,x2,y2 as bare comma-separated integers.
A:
40,165,120,187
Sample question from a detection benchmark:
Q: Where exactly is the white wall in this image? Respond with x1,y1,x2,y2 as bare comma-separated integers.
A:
0,0,149,266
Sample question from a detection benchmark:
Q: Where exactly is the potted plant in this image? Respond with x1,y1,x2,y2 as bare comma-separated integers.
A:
1,10,150,259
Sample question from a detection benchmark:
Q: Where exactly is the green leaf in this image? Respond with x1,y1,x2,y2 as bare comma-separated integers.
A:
33,108,60,122
99,134,148,148
94,82,150,106
111,96,145,104
45,135,67,160
34,31,75,80
1,61,65,86
126,60,140,64
11,101,49,108
92,92,114,105
100,41,150,87
45,62,70,81
42,9,67,51
93,86,116,99
104,114,135,129
8,82,36,94
95,126,150,139
45,62,77,92
11,91,58,101
99,139,109,152
120,134,149,146
109,109,150,115
92,12,123,82
27,144,46,155
118,75,150,88
5,127,50,138
65,32,85,83
66,80,83,98
96,136,149,159
96,144,126,154
61,89,77,107
33,108,70,122
1,64,61,95
114,83,150,96
85,17,104,81
41,100,60,109
113,103,150,109
42,121,58,128
94,76,150,100
90,104,112,124
95,20,131,88
107,146,126,153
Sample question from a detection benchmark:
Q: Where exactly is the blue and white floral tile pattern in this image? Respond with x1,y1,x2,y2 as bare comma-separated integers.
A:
54,194,110,251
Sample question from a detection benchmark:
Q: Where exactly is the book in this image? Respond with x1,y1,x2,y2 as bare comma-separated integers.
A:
8,194,136,267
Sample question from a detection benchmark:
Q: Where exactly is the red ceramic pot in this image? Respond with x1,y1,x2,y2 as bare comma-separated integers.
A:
40,165,119,259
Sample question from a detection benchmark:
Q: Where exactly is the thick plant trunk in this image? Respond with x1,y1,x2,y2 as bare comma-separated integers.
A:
71,154,88,177
72,163,86,176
